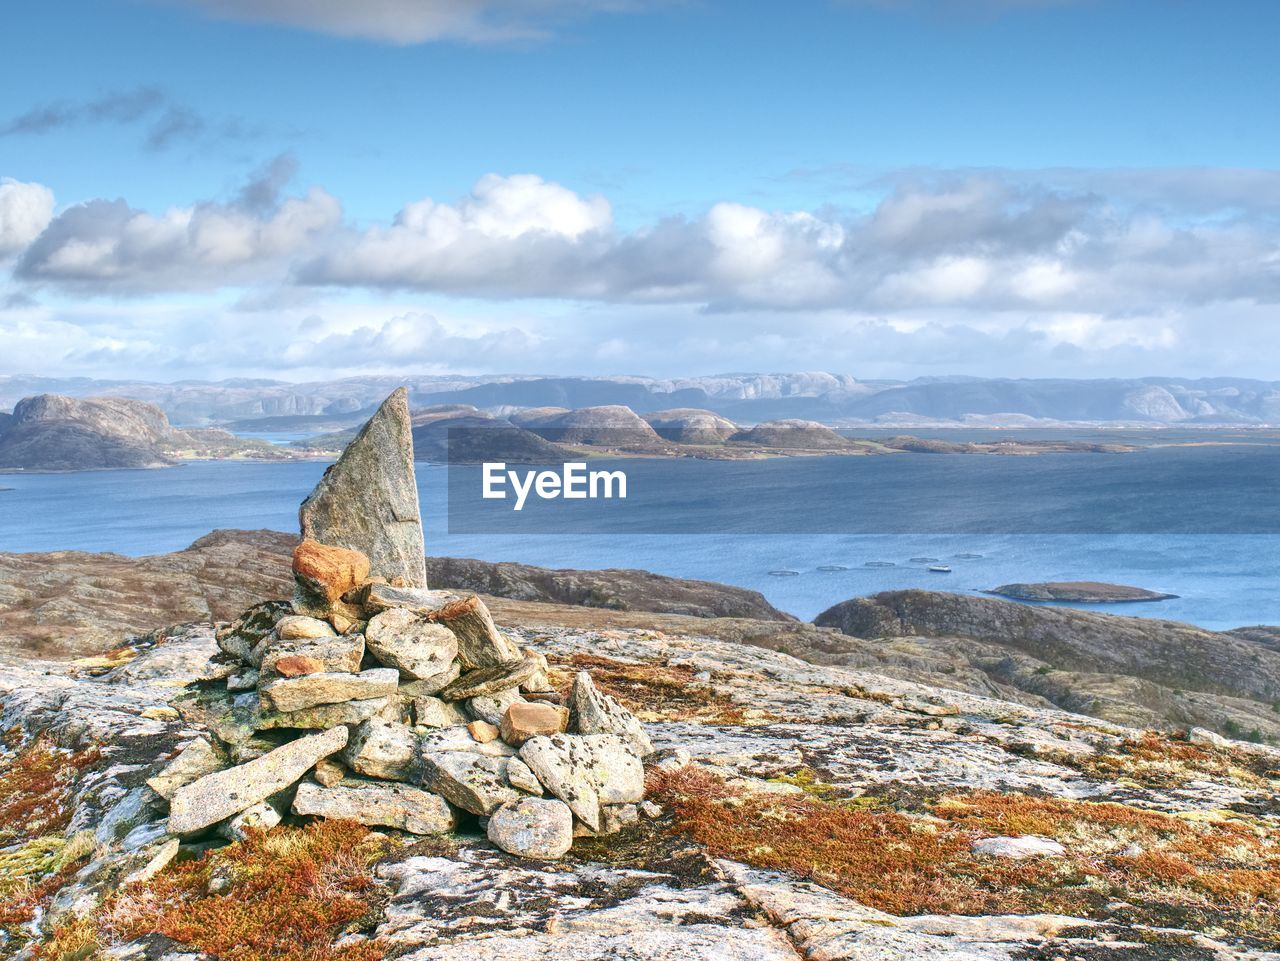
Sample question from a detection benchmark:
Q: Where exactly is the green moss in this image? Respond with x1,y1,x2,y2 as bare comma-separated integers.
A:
0,834,92,898
768,767,841,799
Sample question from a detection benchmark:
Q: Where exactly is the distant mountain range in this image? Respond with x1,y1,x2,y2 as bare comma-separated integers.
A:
3,373,1279,428
0,392,1137,472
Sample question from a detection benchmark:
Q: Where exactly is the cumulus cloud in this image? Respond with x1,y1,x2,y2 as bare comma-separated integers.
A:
156,0,651,44
294,170,1280,316
6,165,1280,367
297,173,613,296
0,178,55,258
1,87,260,152
15,157,338,291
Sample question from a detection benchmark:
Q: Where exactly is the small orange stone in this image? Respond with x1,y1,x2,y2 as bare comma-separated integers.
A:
468,720,500,743
293,539,371,604
272,654,325,677
500,702,569,746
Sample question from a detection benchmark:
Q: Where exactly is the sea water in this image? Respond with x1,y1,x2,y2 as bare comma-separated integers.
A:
1,447,1277,629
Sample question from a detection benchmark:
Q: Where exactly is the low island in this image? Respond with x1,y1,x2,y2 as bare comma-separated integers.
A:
986,581,1178,603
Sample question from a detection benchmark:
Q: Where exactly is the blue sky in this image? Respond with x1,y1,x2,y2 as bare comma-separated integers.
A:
2,0,1279,382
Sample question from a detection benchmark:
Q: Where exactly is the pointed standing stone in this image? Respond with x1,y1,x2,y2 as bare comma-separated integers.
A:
299,387,428,588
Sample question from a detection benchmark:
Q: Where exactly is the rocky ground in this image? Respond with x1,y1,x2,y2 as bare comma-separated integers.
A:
2,615,1279,959
5,531,1280,745
0,531,297,659
815,591,1280,744
0,532,788,660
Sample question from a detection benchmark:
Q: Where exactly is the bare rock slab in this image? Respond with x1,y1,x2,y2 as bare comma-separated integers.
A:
430,594,521,669
168,726,348,834
568,671,653,756
439,655,539,702
519,733,644,832
971,835,1067,859
365,608,458,681
421,752,520,815
275,615,337,641
294,780,455,835
259,668,398,713
146,736,225,800
259,632,365,678
216,601,292,662
221,800,282,841
419,726,516,758
314,758,347,787
467,687,524,726
505,757,544,795
344,717,421,780
348,583,460,615
487,797,573,859
299,387,428,589
413,696,468,728
255,696,395,731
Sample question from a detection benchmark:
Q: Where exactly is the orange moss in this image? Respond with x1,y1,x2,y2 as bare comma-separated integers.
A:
0,856,90,933
38,820,392,961
1074,731,1275,789
120,820,390,960
650,766,1280,938
0,739,101,845
931,789,1179,837
648,766,1063,916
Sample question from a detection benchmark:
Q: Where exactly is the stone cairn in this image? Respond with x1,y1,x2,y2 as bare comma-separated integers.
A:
152,388,653,860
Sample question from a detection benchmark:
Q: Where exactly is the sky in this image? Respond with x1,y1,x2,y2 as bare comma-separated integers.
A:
1,0,1279,384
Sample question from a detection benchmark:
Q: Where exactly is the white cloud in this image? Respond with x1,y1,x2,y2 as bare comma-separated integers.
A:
0,179,55,258
16,182,339,291
299,171,1280,316
5,165,1280,382
280,311,541,368
157,0,650,44
300,174,612,297
4,293,1280,382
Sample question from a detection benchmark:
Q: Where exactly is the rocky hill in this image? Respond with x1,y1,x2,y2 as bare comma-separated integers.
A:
299,406,569,464
0,529,299,658
6,526,1280,746
517,405,665,449
411,408,565,464
425,556,791,621
0,393,298,471
728,418,855,450
642,408,739,444
815,590,1280,743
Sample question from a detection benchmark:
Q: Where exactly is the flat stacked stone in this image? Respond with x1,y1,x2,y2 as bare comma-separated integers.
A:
157,388,653,862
